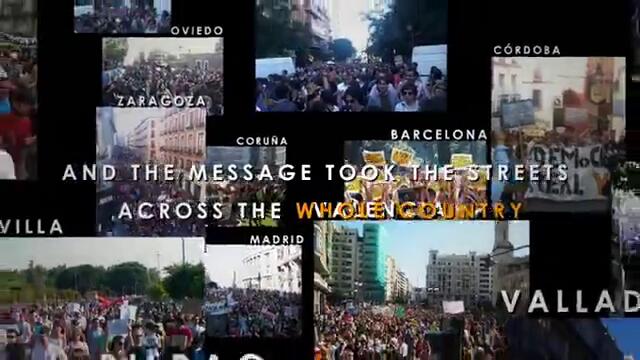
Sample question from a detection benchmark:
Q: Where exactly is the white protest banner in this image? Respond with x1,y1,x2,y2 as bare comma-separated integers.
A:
442,301,465,314
525,143,610,201
127,305,137,321
204,302,230,315
119,305,129,320
107,319,128,339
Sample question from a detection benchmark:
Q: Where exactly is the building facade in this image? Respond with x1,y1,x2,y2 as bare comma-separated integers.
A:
329,225,359,299
0,0,37,37
242,246,302,293
97,107,117,162
314,221,333,313
358,223,387,303
385,256,398,302
426,250,489,306
396,271,409,301
127,116,159,163
158,108,207,199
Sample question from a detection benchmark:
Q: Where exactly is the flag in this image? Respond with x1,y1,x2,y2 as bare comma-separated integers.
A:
395,306,405,318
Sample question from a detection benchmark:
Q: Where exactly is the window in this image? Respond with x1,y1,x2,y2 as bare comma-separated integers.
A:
533,89,542,109
498,73,505,89
511,74,517,93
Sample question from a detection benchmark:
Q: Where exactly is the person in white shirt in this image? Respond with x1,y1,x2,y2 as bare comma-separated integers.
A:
400,341,409,359
395,83,420,112
0,149,16,179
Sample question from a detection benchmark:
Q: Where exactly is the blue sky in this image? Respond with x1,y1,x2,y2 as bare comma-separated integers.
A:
336,221,530,287
601,318,640,358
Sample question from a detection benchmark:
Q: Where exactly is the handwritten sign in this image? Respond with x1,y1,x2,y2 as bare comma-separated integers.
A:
362,150,386,166
391,147,414,167
451,153,473,169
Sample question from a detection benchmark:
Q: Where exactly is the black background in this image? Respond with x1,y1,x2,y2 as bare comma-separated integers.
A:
0,0,637,358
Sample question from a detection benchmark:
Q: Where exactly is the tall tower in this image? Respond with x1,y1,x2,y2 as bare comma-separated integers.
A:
492,221,513,306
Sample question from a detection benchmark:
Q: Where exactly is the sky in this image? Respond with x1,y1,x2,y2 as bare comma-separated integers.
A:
110,108,167,138
121,38,219,66
0,238,204,276
202,245,273,288
338,221,530,288
601,318,640,359
329,0,371,52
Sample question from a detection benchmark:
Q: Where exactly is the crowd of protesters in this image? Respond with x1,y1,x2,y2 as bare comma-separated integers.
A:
103,61,223,115
0,44,38,180
75,7,171,34
2,297,207,360
256,63,446,113
206,181,286,227
204,287,301,338
315,304,508,360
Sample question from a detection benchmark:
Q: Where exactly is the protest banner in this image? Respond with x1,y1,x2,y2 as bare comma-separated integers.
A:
204,301,231,315
443,300,465,314
119,305,137,321
362,150,386,166
525,143,610,201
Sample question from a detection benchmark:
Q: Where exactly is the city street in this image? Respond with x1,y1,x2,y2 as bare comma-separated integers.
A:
255,0,447,113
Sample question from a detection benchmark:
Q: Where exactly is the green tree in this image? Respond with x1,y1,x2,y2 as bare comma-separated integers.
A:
147,282,168,301
330,39,356,62
103,38,129,66
162,263,205,299
367,0,447,63
255,5,313,64
55,265,105,295
104,262,149,296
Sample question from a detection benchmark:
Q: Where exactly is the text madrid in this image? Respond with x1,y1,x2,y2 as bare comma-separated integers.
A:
502,290,640,313
62,163,568,182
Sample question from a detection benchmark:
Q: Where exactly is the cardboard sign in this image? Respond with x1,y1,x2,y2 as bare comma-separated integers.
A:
443,301,465,314
362,150,386,166
451,154,473,169
120,305,137,321
391,147,414,167
107,319,128,338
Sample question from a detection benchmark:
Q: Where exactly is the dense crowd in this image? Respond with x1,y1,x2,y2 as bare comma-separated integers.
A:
315,304,508,360
204,287,301,338
206,181,286,227
2,298,206,360
103,61,224,115
256,63,446,112
0,47,38,180
75,8,171,34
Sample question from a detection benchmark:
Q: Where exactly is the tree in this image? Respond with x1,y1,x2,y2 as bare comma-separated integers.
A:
162,263,205,299
367,0,447,62
147,282,168,301
330,39,356,62
104,262,149,296
55,265,105,295
255,6,313,62
103,38,128,66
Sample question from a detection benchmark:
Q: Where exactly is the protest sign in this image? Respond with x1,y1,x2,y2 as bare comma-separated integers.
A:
119,305,137,321
501,100,535,128
107,319,128,339
525,143,610,201
66,303,80,314
391,147,414,167
451,153,473,169
204,301,231,315
443,301,465,314
362,150,386,166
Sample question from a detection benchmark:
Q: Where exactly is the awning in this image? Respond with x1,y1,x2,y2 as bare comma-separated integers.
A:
314,273,330,293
